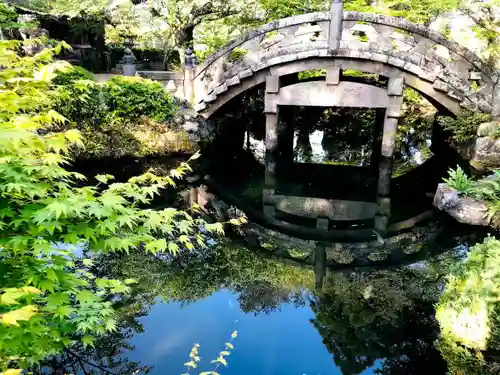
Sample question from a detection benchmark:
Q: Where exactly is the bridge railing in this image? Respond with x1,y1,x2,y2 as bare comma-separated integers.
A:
187,2,498,116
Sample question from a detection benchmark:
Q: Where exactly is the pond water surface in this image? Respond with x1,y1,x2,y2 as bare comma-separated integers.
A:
60,88,490,375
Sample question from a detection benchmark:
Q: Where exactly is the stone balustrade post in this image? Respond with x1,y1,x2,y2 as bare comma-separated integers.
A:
374,76,404,235
329,0,344,53
184,47,197,104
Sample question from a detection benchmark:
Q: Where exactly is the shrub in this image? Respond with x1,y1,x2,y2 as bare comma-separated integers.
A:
104,76,179,123
436,237,500,374
437,109,491,147
52,66,94,85
53,70,107,131
52,74,186,157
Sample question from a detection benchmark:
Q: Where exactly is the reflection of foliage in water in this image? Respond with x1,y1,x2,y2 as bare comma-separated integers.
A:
38,237,500,375
37,243,314,373
310,257,457,375
292,106,376,165
213,84,437,172
436,237,500,374
95,241,314,312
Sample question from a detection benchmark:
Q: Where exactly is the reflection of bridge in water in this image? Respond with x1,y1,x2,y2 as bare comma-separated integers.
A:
157,0,499,245
240,220,486,288
204,141,461,242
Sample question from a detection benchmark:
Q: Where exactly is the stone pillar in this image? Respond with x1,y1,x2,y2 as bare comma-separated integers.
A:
184,47,197,104
329,0,344,53
370,108,386,168
278,106,296,169
263,75,281,218
374,157,392,234
315,243,327,289
122,48,136,76
374,77,404,235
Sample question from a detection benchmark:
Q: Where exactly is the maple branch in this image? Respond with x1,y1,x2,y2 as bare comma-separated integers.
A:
65,348,118,375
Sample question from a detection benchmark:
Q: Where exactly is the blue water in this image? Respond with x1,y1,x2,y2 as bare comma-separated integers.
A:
126,290,379,375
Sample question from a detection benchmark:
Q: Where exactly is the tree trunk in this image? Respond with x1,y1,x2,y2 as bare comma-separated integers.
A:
175,25,195,65
176,25,195,48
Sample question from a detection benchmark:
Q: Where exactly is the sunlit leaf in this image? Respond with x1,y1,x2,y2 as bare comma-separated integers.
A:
1,369,23,375
1,305,38,326
184,361,197,368
82,335,95,348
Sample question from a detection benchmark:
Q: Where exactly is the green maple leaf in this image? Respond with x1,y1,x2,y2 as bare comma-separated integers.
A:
46,268,59,282
54,305,76,319
76,290,97,305
81,335,95,348
38,279,55,293
145,239,167,253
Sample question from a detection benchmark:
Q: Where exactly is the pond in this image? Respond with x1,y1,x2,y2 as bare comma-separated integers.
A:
59,84,489,375
52,218,485,375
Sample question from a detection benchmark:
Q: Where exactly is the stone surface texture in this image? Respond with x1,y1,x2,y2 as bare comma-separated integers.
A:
187,11,494,118
472,136,500,169
433,183,489,226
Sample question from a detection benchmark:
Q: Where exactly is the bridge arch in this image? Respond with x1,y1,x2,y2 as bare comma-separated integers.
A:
189,1,500,239
197,57,463,118
191,7,499,118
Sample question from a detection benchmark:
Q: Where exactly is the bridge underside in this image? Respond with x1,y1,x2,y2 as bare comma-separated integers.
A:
198,57,463,118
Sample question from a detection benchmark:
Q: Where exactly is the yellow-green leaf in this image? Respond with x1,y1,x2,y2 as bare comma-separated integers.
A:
82,335,95,348
1,369,23,375
1,305,38,326
21,286,41,295
184,361,197,368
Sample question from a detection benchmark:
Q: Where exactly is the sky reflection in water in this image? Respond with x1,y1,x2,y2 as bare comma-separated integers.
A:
127,290,379,375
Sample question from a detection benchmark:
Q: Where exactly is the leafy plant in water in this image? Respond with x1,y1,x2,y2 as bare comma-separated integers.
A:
182,331,238,375
0,39,232,373
443,166,474,195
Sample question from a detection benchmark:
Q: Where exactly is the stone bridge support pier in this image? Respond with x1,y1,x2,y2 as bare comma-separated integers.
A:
262,68,405,235
375,77,404,235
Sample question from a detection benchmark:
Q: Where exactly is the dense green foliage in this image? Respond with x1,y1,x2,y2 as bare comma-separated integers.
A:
52,65,94,85
438,110,491,148
51,71,190,158
0,3,20,31
105,76,179,123
436,237,500,374
0,39,221,374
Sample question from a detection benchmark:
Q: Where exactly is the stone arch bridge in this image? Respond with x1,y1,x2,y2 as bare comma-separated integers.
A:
140,0,500,240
